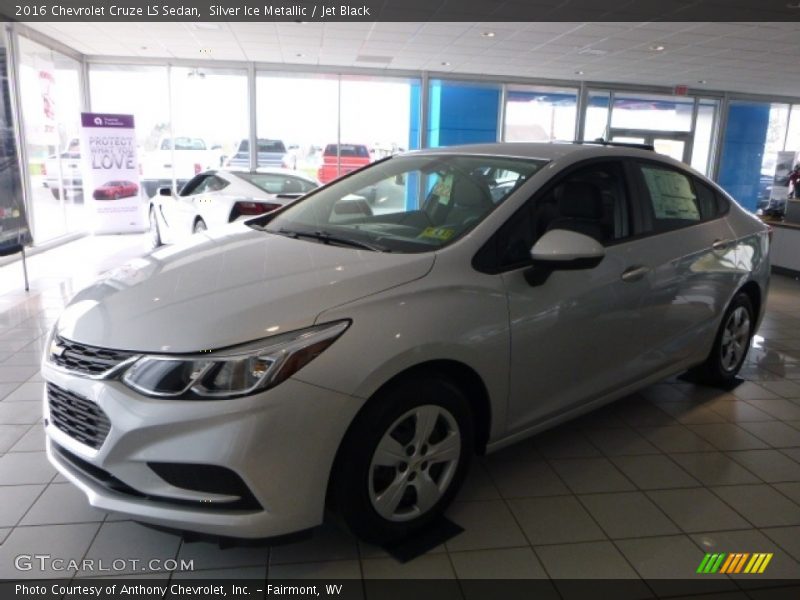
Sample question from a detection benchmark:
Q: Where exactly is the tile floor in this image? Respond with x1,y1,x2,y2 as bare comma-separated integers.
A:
0,234,799,586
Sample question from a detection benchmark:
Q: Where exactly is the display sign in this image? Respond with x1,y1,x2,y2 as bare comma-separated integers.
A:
0,47,31,257
79,112,145,233
771,150,798,201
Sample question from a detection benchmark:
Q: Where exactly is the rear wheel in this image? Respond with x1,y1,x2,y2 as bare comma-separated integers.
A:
330,376,473,545
193,219,207,234
694,292,754,385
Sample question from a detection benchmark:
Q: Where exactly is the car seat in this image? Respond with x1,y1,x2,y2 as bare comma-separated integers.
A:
545,181,606,242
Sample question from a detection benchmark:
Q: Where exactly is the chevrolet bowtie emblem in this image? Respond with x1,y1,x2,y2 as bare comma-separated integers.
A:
50,341,66,358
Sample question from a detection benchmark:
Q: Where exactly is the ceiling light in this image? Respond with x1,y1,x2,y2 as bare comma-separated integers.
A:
481,31,495,38
648,44,666,52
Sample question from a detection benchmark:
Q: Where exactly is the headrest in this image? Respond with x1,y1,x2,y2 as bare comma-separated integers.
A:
282,179,303,193
452,177,490,208
557,181,603,219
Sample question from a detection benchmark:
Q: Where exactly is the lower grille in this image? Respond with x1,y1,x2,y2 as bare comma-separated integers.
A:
48,383,111,449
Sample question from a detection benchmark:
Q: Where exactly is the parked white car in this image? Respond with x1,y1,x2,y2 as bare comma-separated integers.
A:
44,142,769,545
148,168,318,246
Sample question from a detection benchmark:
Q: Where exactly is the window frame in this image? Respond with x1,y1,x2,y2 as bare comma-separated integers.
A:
473,157,637,275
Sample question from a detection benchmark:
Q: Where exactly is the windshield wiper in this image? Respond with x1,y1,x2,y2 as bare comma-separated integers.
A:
273,228,389,252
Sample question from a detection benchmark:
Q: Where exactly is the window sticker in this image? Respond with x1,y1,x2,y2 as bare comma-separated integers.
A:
642,167,700,221
419,226,456,241
432,174,454,205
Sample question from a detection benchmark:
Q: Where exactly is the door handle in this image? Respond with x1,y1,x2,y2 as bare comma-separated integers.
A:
712,239,731,252
621,265,650,282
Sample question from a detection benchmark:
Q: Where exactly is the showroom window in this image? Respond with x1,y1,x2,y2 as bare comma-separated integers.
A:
583,91,610,141
503,85,578,142
89,64,170,197
169,66,248,183
17,35,84,244
256,72,339,181
690,99,719,176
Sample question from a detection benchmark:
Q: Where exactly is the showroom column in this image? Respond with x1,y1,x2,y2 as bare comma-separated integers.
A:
717,102,770,212
427,80,500,147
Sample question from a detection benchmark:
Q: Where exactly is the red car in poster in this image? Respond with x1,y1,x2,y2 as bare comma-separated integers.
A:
317,143,372,184
93,180,139,200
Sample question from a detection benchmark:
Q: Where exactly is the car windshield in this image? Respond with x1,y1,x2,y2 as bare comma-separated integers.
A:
257,154,547,253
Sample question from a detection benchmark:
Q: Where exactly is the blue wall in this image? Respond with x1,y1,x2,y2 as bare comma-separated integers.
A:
427,80,500,147
718,102,770,212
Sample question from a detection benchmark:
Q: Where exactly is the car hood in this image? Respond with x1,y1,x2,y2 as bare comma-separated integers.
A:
56,225,434,353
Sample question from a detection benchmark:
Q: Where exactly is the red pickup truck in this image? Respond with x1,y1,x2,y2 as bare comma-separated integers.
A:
317,144,371,184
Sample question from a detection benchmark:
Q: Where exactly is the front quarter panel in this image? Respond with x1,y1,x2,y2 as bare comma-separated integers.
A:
299,253,510,444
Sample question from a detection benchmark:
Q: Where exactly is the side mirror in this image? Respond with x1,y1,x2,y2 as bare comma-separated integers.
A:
526,229,605,286
158,187,173,197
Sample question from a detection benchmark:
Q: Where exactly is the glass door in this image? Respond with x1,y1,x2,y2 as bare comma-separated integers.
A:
610,129,691,163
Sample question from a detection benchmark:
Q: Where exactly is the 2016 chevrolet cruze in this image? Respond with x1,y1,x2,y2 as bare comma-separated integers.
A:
43,142,769,544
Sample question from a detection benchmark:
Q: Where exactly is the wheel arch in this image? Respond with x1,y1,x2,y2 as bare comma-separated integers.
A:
325,358,492,506
737,280,762,323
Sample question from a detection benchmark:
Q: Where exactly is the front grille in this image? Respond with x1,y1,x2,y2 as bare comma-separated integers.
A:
50,335,135,377
48,383,111,449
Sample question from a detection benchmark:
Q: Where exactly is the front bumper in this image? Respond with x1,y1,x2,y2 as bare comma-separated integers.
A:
43,363,362,538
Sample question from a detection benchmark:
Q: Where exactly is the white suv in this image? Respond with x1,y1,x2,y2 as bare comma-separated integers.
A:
43,142,770,544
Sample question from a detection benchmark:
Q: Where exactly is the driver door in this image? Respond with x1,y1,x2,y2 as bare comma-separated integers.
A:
499,160,653,432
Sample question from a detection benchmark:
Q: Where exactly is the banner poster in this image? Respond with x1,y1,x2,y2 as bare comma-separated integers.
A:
770,150,798,201
0,46,31,256
79,112,146,233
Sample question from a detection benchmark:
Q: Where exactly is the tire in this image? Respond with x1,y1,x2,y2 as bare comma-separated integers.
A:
693,292,754,386
330,376,473,545
50,188,60,200
149,207,162,248
114,192,121,200
193,219,207,234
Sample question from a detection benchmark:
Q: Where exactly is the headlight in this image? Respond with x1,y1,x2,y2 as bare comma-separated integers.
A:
121,320,349,399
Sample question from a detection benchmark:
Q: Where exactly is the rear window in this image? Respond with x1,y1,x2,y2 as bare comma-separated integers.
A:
237,140,287,153
324,144,370,158
238,173,317,195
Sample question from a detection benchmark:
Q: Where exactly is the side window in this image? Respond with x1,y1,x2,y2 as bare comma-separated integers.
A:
694,179,727,220
638,164,702,232
492,161,631,269
179,174,209,196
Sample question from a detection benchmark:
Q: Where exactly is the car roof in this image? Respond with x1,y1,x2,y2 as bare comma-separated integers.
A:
405,141,674,164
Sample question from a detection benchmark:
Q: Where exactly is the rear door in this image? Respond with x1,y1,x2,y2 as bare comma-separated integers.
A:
629,160,741,373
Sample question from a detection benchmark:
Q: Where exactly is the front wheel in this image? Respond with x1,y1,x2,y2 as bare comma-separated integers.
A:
330,376,473,545
694,292,754,386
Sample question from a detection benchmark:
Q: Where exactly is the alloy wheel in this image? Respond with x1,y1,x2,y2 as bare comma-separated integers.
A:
720,306,750,372
368,404,461,522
